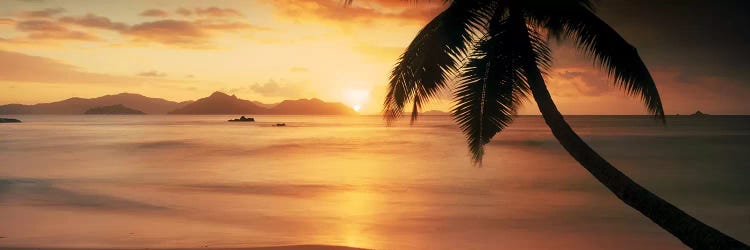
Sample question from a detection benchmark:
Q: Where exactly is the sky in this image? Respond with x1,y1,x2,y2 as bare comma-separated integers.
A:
0,0,748,115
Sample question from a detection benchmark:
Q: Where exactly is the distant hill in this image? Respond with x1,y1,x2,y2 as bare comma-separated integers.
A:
268,98,356,115
85,104,145,115
169,92,267,114
0,93,189,114
0,92,356,115
170,92,354,115
690,110,710,116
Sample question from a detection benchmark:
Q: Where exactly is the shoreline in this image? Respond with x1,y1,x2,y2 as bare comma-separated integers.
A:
0,245,368,250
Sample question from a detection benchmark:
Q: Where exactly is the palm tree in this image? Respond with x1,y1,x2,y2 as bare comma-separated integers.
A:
368,0,748,249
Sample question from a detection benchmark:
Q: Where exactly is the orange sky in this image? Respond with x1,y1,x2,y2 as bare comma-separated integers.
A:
1,0,748,115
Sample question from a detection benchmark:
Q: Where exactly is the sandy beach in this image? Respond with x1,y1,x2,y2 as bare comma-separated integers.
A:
0,246,367,250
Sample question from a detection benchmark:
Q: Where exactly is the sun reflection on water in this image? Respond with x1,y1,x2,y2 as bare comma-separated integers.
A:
334,188,378,249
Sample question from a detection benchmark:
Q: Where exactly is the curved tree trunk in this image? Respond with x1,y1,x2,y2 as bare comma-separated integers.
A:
503,6,748,248
524,62,749,249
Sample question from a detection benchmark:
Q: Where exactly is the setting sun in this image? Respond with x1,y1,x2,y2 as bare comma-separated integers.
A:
343,89,370,113
1,0,749,250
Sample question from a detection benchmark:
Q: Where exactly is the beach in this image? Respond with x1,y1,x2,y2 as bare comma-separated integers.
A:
0,246,366,250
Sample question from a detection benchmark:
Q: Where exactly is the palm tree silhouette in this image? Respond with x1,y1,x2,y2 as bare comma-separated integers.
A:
367,0,748,249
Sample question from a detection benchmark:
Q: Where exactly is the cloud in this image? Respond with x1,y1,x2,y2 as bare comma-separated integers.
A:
124,19,210,46
25,30,98,41
225,79,313,98
39,11,264,48
121,18,264,47
194,19,262,31
548,68,613,97
250,79,308,98
137,70,167,78
0,50,136,84
539,41,750,114
15,19,99,41
595,0,750,82
176,8,192,16
21,8,65,18
267,0,442,24
0,18,16,25
139,9,169,18
194,7,243,17
7,7,265,48
16,19,64,32
58,14,128,31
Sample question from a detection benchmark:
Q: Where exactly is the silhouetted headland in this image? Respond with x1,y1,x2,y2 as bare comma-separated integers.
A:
0,92,356,115
167,92,355,115
0,93,191,114
84,104,145,115
170,92,268,115
267,98,356,115
691,110,710,117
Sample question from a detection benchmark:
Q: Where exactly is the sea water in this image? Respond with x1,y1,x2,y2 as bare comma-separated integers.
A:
0,115,748,249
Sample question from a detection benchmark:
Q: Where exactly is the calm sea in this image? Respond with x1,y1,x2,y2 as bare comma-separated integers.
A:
0,115,748,249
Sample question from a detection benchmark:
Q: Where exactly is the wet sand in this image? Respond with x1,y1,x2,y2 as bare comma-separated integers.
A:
0,245,367,250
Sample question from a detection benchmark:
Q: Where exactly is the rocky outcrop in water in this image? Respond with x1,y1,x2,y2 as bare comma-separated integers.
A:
690,111,709,117
228,116,255,122
0,118,21,123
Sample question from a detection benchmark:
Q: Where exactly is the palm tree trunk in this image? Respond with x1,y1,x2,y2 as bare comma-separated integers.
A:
523,62,749,249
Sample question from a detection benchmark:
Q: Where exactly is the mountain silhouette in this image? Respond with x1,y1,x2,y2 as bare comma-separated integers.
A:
268,98,356,115
170,92,355,115
0,92,355,115
84,104,145,115
0,93,190,114
169,92,267,114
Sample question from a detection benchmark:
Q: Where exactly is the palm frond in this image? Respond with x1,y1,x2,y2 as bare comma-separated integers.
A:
452,16,551,164
525,2,665,121
384,0,494,125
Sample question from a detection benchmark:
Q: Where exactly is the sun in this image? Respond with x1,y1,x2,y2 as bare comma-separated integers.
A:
343,89,370,113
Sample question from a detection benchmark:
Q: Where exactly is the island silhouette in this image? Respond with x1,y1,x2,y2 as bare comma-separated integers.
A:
0,93,190,114
0,91,355,115
84,104,145,115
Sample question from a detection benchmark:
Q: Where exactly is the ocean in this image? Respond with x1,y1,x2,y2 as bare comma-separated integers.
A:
0,115,748,249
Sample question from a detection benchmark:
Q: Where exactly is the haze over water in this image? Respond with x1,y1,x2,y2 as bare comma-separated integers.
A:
1,115,748,249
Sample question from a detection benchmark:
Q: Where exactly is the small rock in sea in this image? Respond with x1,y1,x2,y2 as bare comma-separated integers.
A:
274,123,286,127
690,110,709,117
228,116,255,122
0,118,21,123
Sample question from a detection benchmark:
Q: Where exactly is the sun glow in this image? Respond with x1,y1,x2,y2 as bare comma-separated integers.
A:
343,89,370,113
